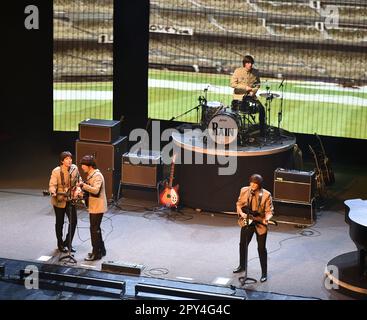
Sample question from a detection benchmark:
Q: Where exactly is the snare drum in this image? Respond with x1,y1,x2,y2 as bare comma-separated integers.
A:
201,101,224,127
232,97,259,114
207,110,243,145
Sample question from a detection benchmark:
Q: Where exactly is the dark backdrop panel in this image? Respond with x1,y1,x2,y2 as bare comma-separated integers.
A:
176,150,294,212
114,0,150,139
1,1,52,137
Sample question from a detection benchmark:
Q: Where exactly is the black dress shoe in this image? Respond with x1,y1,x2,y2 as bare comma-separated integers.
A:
84,254,102,261
63,241,76,253
58,245,68,253
233,266,245,273
64,246,76,253
88,249,106,257
101,248,106,257
260,274,267,282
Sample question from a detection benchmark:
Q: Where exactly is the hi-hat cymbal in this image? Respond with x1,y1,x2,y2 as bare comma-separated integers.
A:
259,93,280,99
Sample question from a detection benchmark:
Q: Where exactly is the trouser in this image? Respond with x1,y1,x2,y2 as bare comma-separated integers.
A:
90,213,105,255
54,203,77,247
239,224,267,275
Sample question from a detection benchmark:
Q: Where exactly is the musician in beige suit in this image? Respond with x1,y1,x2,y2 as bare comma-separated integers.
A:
79,155,107,261
233,174,274,282
49,151,82,253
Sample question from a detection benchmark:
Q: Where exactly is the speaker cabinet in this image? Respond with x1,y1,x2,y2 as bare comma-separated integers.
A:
121,151,162,188
273,199,315,226
79,119,121,143
273,168,315,204
76,136,127,200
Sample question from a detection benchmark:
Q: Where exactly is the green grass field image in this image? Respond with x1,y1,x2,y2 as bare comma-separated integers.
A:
54,69,367,139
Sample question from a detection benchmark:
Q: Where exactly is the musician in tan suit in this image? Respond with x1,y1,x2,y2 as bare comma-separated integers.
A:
230,55,266,136
233,174,274,282
79,155,107,261
49,151,82,253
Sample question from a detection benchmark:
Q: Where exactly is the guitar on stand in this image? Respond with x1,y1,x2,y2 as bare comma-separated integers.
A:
315,133,335,186
308,144,326,202
159,154,179,208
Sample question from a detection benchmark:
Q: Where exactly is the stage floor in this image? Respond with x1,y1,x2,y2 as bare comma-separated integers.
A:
0,133,365,300
1,161,366,300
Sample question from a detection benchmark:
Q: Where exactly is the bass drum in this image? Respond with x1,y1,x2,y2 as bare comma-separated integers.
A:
207,109,243,145
201,101,223,128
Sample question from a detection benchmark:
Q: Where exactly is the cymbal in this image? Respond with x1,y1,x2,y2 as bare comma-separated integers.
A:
259,93,280,99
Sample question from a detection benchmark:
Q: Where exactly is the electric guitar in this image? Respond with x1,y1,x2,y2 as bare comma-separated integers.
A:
315,133,335,186
42,186,84,204
159,154,179,208
238,207,277,227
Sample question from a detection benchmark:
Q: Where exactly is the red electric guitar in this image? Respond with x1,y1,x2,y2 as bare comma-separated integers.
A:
159,154,179,208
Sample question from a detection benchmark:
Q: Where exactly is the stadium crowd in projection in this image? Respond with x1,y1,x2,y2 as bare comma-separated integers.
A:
53,0,113,131
148,0,367,139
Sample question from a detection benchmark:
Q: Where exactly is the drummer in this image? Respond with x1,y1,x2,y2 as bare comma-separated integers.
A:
230,55,266,137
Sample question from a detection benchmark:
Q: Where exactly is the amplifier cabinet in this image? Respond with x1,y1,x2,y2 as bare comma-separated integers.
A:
76,136,127,200
122,151,162,188
273,168,315,204
79,119,121,143
273,199,315,226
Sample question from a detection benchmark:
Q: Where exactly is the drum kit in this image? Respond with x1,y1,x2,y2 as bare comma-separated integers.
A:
171,82,284,147
202,94,281,146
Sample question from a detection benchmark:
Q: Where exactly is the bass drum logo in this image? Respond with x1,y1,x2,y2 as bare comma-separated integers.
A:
208,112,239,145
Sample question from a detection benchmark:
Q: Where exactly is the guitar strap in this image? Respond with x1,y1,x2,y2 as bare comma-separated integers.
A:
59,166,67,192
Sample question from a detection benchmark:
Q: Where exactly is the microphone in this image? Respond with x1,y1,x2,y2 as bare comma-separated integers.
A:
265,80,270,91
278,79,285,89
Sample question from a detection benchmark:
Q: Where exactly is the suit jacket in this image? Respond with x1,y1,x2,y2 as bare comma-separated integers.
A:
82,169,107,214
230,67,261,101
49,164,81,208
236,186,274,235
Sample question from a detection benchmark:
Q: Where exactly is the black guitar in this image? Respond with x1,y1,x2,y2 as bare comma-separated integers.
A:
238,207,277,227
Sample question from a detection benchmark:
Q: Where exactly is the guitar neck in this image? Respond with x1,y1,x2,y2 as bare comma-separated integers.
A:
168,155,176,188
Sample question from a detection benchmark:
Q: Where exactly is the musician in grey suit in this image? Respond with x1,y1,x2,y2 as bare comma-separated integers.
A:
233,174,274,282
79,155,107,261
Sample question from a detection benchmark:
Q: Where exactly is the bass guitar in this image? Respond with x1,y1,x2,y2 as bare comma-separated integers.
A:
159,154,179,208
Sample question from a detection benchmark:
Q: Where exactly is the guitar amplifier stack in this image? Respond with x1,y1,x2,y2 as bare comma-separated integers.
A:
273,168,316,225
76,119,127,201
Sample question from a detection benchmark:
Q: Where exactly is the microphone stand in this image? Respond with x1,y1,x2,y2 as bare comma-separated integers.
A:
59,172,77,264
277,79,285,141
239,206,257,285
169,96,206,124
